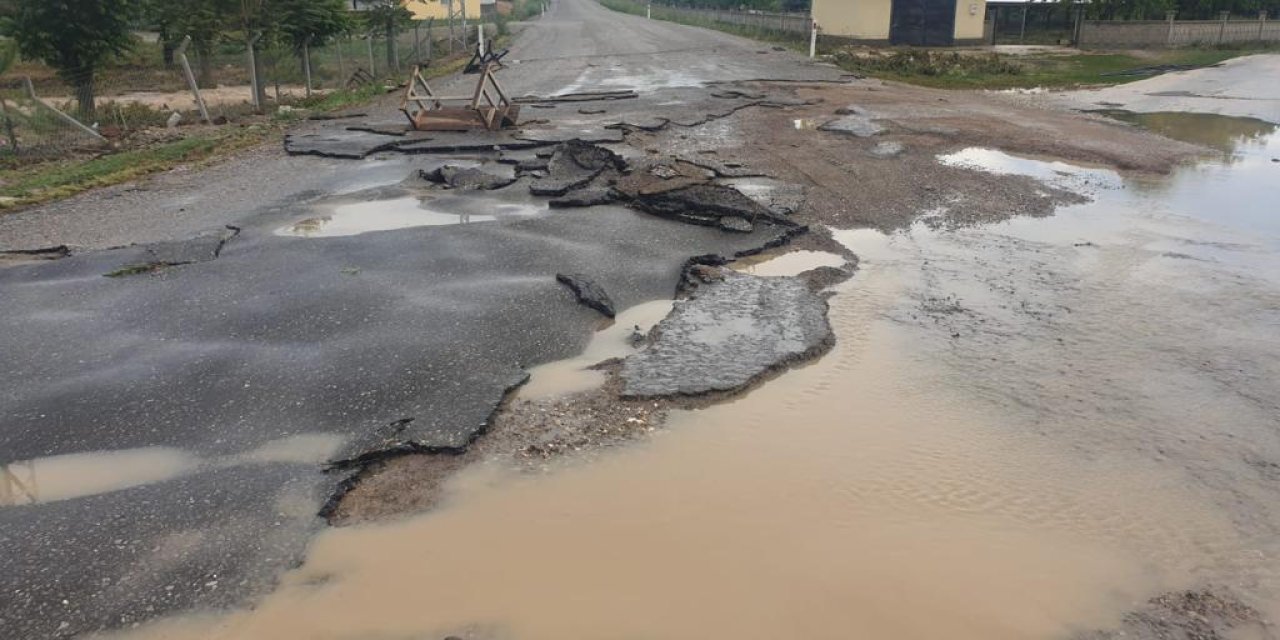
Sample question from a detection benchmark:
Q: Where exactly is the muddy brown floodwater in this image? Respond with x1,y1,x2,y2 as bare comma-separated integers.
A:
102,115,1280,640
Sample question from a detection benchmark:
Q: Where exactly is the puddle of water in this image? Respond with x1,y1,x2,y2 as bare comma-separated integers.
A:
1096,110,1278,154
103,254,1248,640
937,147,1123,194
275,197,497,237
1,433,347,507
0,447,198,506
731,249,846,276
519,299,675,399
232,433,347,466
938,135,1280,240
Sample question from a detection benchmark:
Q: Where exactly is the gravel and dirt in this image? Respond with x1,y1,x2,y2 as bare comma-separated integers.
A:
3,0,1279,638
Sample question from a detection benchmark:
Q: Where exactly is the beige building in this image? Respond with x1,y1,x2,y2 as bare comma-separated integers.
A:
813,0,988,45
401,0,483,20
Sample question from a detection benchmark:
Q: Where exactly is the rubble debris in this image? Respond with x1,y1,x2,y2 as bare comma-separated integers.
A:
870,141,905,158
530,141,626,197
620,183,774,227
421,164,518,190
620,272,833,397
515,128,626,144
819,110,886,138
718,216,754,233
346,124,408,137
556,273,616,318
514,90,639,104
549,186,614,208
1080,589,1270,640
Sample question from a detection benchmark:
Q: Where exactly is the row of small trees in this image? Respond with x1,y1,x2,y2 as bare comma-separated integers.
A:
0,0,414,117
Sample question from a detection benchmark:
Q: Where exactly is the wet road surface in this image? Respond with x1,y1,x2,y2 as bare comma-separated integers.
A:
0,0,845,636
93,113,1280,640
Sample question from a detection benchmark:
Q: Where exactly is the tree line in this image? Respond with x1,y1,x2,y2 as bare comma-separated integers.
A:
0,0,414,117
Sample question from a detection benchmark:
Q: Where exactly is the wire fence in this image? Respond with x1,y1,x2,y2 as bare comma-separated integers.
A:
0,19,486,161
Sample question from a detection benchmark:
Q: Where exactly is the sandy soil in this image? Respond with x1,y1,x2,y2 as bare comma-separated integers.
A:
722,79,1204,231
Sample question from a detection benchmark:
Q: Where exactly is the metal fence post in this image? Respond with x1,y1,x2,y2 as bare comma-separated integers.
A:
337,36,346,84
1260,11,1268,42
427,18,434,61
247,31,263,111
809,20,818,58
302,35,314,98
176,36,212,124
1166,10,1176,45
1218,10,1229,44
23,77,107,143
0,98,19,154
367,30,376,78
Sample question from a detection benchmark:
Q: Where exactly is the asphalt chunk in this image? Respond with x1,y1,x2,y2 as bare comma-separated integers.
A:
620,271,832,397
556,273,617,318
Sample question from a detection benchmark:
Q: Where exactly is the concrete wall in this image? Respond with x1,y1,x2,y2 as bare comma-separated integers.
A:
403,0,483,21
1079,16,1280,48
814,0,893,40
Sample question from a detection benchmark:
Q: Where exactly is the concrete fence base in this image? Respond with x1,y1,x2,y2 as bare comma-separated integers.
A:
1080,14,1279,48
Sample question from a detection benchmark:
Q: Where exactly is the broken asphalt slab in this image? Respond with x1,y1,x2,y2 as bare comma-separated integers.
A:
0,205,799,639
621,270,832,397
556,273,616,318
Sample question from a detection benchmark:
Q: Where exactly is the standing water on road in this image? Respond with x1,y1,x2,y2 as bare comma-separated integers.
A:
105,122,1280,639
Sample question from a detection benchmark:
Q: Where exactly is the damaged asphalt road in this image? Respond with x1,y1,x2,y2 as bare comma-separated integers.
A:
0,199,798,638
0,0,854,634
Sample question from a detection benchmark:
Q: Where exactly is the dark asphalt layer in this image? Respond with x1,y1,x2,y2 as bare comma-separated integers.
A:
0,0,847,636
0,204,795,638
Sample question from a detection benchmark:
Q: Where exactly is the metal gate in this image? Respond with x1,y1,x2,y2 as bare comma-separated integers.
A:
890,0,957,45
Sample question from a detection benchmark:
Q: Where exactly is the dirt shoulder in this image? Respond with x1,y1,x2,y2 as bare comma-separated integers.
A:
711,78,1202,231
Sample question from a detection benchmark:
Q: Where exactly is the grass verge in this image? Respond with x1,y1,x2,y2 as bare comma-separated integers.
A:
0,43,491,213
0,127,271,210
832,48,1265,90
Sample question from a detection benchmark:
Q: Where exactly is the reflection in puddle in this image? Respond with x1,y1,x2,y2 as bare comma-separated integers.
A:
0,448,197,506
937,147,1122,193
940,120,1280,239
232,433,347,466
1096,110,1277,154
731,250,846,276
520,300,675,398
1,433,347,507
276,197,497,237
